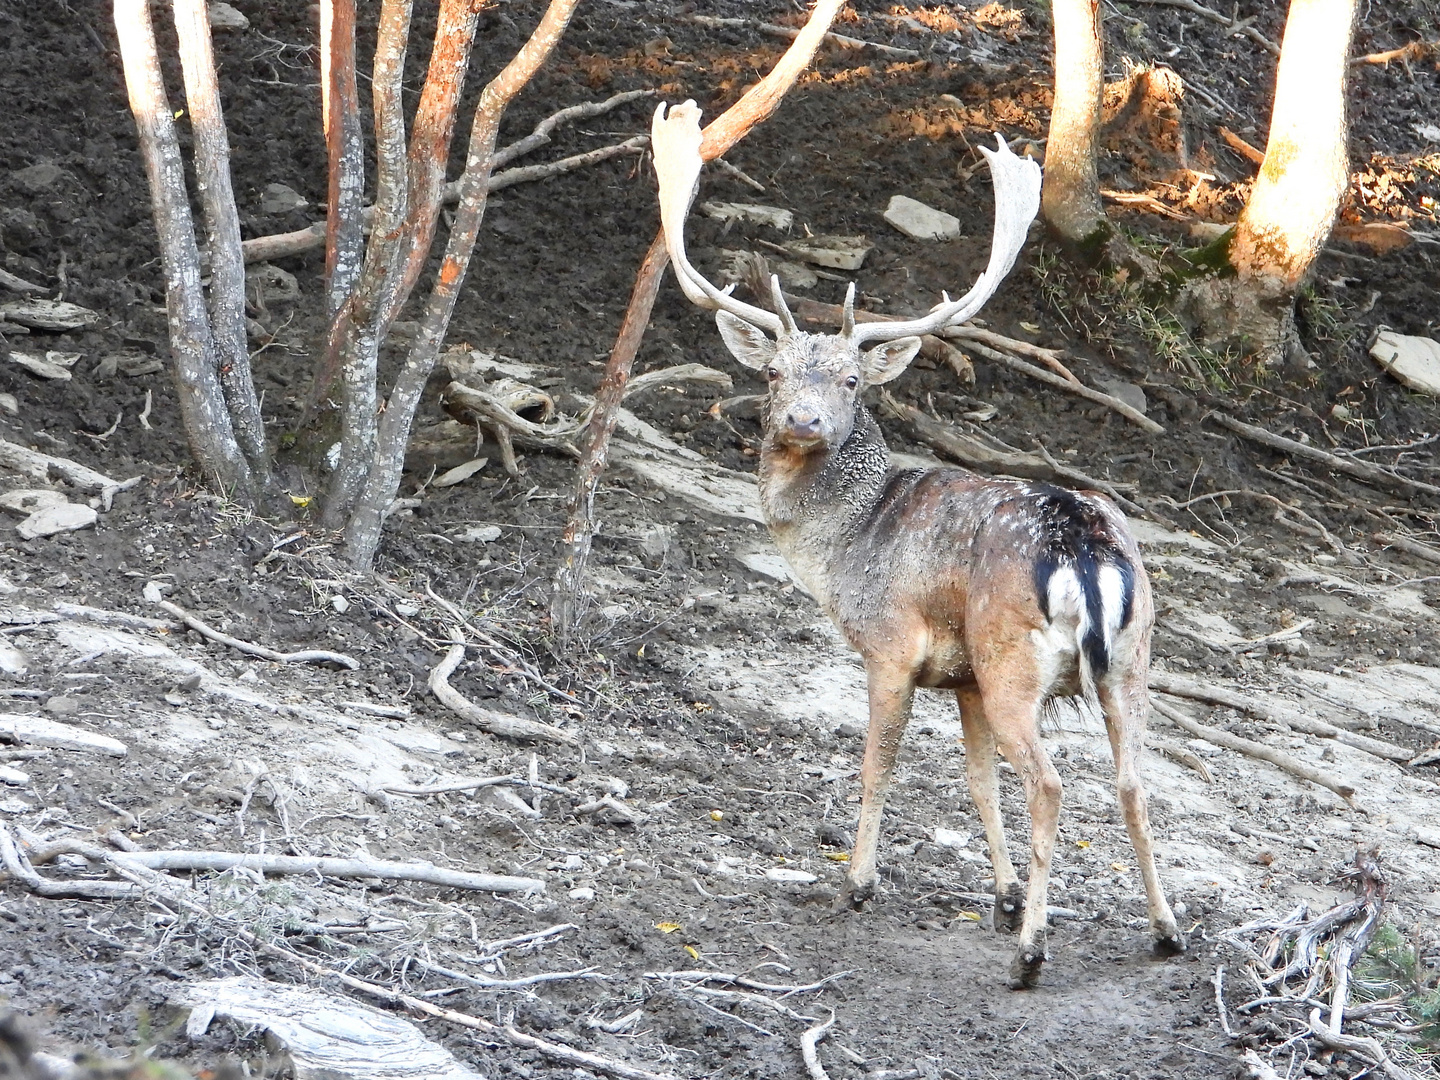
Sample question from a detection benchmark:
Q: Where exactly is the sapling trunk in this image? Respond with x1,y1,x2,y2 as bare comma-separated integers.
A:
321,0,365,319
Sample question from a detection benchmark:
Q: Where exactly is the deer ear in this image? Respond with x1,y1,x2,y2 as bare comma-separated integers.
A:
860,336,923,385
716,310,776,371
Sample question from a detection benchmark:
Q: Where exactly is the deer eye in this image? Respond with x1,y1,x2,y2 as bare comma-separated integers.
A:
766,367,780,382
845,375,859,389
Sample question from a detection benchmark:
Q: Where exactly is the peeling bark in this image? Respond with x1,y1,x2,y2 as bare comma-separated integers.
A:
171,0,269,484
114,0,252,498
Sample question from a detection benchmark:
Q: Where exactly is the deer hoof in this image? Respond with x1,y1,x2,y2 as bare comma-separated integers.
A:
1007,943,1046,990
994,882,1025,933
1153,927,1188,957
836,877,875,911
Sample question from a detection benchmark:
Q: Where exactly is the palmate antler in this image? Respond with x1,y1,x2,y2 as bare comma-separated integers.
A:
650,100,1043,345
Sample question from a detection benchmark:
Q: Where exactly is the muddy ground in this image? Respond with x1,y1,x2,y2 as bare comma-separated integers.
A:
0,1,1439,1078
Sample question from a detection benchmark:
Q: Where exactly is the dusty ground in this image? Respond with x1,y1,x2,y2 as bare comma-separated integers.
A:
0,1,1438,1078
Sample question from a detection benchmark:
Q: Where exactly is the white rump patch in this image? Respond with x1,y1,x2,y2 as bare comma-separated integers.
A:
1097,563,1127,652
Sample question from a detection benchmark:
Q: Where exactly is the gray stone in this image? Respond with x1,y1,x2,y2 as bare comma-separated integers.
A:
783,234,871,271
0,489,69,516
883,195,962,241
259,182,307,214
1370,330,1440,397
1094,377,1148,415
16,502,97,540
700,201,794,231
208,2,250,31
12,163,67,194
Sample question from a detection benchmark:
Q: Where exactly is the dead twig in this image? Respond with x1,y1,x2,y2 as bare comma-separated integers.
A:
1218,126,1266,167
1148,671,1413,762
686,13,921,59
1150,735,1213,782
383,773,569,796
800,1009,836,1080
1210,413,1440,500
430,631,577,745
1127,0,1279,54
154,598,359,669
1149,696,1356,802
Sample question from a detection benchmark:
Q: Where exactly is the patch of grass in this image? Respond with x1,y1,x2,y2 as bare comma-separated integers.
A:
1353,923,1440,1049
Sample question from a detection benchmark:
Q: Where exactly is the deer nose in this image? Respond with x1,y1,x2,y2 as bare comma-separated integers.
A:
784,411,822,440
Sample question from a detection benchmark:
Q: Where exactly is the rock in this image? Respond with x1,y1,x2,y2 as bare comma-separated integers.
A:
568,886,596,902
933,827,972,850
246,262,300,303
12,163,66,194
0,764,26,786
883,195,961,241
775,260,818,290
765,867,817,884
0,394,16,416
259,182,308,214
700,202,794,231
0,489,68,516
330,594,349,614
433,458,488,488
782,234,872,271
1370,329,1440,396
0,642,27,676
207,2,250,32
1094,377,1147,415
1414,122,1440,143
1187,221,1231,244
0,713,126,756
0,299,98,331
7,351,76,381
457,525,502,544
16,502,97,540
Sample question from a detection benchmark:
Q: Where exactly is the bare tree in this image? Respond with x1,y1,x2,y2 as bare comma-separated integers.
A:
1042,0,1108,253
550,0,850,641
1181,0,1359,359
114,0,262,498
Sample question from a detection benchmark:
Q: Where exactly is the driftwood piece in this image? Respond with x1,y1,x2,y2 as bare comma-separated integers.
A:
1149,671,1413,762
431,633,576,745
155,598,359,669
1211,413,1440,499
0,713,127,757
1150,697,1356,801
880,392,1146,515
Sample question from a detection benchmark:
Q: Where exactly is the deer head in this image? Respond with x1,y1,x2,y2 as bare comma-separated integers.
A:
651,99,1042,451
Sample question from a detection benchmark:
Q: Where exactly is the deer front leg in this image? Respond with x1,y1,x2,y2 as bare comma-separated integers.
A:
839,659,916,909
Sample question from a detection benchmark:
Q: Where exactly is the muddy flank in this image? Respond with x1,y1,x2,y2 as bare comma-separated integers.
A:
0,2,1438,1079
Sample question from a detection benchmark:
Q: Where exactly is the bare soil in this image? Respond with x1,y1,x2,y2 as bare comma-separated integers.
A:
0,2,1438,1079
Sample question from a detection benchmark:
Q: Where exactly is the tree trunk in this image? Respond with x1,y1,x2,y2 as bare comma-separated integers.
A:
321,0,365,320
1180,0,1358,361
321,0,413,531
1042,0,1108,252
1231,0,1357,288
343,0,583,569
114,0,253,499
171,0,270,484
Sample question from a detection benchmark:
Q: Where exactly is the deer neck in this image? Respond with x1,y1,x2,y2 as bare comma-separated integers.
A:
757,403,890,599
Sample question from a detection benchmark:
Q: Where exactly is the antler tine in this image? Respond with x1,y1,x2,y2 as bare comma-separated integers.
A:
770,274,797,334
651,101,786,337
841,281,856,338
849,135,1042,346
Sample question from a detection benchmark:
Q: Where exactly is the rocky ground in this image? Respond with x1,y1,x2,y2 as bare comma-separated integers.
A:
0,1,1438,1078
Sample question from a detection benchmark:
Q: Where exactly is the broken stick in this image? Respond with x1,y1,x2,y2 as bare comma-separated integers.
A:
155,598,359,669
431,631,577,745
1150,696,1356,802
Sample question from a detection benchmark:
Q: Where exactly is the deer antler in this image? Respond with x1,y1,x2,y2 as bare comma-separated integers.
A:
652,101,789,338
849,135,1041,345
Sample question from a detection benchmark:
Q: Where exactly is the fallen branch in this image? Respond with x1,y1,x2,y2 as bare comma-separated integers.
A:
0,268,45,294
687,13,921,59
1150,697,1356,802
1351,40,1435,66
644,970,851,995
1210,413,1440,499
0,437,138,509
1374,532,1440,566
155,598,359,669
1218,125,1265,166
430,632,577,745
1150,735,1213,782
383,773,570,796
1306,1010,1418,1080
1149,671,1412,762
1164,487,1343,552
493,88,653,169
0,823,139,899
54,601,182,632
241,136,648,265
800,1010,836,1080
880,391,1147,516
23,838,544,894
407,956,607,990
1128,0,1279,55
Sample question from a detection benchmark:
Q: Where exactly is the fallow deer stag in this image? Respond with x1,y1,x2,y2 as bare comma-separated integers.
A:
650,101,1186,988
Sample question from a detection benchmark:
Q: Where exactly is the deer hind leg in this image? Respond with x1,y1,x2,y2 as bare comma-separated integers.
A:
956,686,1023,932
980,685,1063,990
840,657,917,910
1098,673,1186,957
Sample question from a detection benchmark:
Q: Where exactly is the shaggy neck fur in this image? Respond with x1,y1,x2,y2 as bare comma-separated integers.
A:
757,401,891,603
